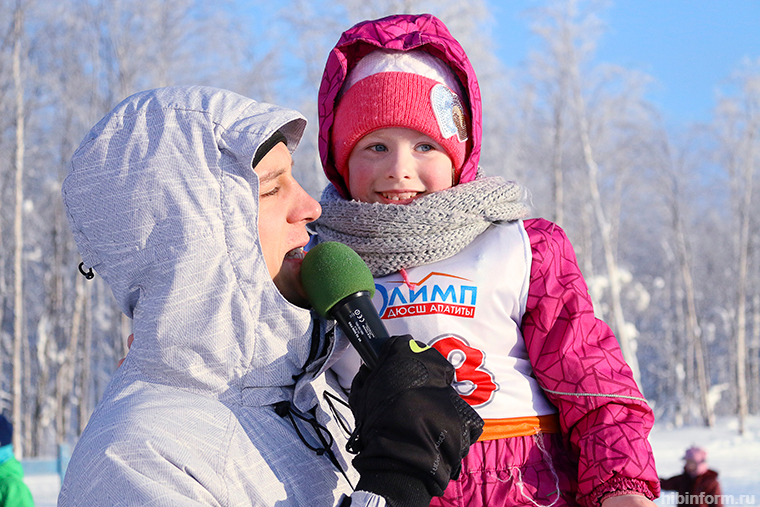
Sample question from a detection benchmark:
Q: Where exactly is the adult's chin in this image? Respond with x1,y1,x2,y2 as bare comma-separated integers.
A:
273,259,311,309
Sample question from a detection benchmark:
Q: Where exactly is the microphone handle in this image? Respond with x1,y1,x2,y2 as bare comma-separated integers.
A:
329,291,390,370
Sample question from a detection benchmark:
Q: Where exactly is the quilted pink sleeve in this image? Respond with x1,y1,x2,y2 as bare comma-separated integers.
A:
522,218,660,507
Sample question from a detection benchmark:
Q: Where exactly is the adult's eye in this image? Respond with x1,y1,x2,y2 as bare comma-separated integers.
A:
260,186,280,198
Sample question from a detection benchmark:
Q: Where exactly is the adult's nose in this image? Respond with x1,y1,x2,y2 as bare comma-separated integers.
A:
292,183,322,223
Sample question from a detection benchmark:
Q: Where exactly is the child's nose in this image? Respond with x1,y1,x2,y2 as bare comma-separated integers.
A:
386,150,415,179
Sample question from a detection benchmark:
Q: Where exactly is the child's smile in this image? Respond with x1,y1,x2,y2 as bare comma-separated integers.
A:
347,127,454,204
378,190,423,203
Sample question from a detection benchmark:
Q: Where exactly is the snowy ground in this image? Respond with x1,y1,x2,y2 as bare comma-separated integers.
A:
651,416,760,505
25,416,760,506
24,473,59,507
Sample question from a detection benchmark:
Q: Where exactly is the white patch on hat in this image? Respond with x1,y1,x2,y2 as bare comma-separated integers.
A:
342,49,465,100
431,84,468,143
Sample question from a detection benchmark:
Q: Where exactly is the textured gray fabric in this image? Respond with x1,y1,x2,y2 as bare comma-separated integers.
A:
311,176,530,277
59,86,358,506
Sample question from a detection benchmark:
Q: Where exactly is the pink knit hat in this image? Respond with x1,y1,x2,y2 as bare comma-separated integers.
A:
331,49,470,187
683,446,709,476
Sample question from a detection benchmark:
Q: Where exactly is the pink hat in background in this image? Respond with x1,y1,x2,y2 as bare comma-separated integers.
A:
683,446,709,476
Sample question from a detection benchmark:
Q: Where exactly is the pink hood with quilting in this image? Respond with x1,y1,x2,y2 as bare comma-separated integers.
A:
317,13,482,199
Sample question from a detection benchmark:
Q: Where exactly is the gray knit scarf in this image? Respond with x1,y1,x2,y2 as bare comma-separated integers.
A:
311,175,530,277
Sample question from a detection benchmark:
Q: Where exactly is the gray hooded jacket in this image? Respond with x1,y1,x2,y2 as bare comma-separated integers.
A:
59,86,360,506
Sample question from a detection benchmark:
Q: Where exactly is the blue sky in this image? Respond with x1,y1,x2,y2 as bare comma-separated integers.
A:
489,0,760,126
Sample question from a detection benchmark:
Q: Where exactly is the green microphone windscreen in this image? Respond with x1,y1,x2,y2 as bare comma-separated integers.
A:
300,242,375,318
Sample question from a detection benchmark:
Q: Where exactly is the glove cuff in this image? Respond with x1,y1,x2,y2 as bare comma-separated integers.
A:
356,471,434,507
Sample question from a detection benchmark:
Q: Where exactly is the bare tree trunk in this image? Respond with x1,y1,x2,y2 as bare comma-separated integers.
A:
79,282,93,434
580,203,595,282
668,245,687,427
673,195,714,427
671,258,694,424
751,293,760,414
570,73,641,386
736,235,749,435
11,2,25,458
22,322,31,456
34,316,51,457
734,126,754,435
56,273,85,445
751,293,760,413
49,113,73,453
551,101,565,226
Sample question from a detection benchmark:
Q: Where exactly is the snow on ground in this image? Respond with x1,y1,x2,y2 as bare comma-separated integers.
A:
25,416,760,506
651,416,760,504
25,473,59,507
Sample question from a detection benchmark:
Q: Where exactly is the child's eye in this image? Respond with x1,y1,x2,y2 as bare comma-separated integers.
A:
368,144,388,152
416,143,434,152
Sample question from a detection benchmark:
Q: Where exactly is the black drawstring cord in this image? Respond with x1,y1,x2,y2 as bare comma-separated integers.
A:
323,390,353,438
78,262,94,280
321,392,362,455
274,401,331,455
292,319,332,382
306,318,323,366
274,400,355,489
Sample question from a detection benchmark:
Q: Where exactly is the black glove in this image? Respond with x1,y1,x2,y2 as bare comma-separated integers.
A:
347,335,484,507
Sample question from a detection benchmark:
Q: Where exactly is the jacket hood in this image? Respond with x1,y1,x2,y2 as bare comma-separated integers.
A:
63,86,321,405
317,13,483,198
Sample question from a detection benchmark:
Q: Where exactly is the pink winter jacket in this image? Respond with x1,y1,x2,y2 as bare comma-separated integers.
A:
318,13,659,507
523,218,660,505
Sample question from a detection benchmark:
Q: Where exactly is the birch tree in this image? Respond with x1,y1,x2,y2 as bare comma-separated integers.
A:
526,0,658,385
657,130,714,427
527,3,575,225
11,0,27,458
714,58,760,434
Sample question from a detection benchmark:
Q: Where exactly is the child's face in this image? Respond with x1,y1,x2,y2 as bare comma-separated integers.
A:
347,128,454,204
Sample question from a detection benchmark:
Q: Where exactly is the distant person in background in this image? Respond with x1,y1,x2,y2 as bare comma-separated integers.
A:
0,414,35,506
660,446,722,507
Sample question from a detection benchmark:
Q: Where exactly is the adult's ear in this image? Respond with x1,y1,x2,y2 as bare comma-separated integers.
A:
117,334,135,368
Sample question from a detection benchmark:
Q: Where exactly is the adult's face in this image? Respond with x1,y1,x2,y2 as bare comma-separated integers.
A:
253,142,322,307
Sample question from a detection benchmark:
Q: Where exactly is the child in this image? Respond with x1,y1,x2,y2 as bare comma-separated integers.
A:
312,14,661,507
660,447,723,507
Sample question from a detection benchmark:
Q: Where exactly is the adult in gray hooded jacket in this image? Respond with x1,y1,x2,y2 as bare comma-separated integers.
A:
59,85,358,506
59,86,481,507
